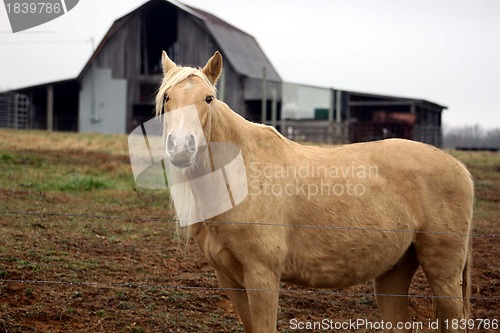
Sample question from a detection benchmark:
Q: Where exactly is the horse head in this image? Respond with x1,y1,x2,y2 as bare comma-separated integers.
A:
155,51,223,168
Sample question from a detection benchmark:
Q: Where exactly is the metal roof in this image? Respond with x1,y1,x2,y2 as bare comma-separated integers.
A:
345,89,447,110
185,5,281,81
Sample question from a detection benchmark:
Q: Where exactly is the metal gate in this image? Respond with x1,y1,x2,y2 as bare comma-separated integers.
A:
0,93,29,129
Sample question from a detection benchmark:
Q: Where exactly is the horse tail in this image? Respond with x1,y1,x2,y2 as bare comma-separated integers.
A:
462,231,472,321
462,173,474,323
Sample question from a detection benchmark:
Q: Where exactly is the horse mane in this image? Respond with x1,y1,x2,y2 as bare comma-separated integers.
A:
155,66,217,116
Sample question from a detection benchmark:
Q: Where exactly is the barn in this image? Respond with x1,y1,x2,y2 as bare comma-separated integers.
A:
3,0,281,133
0,0,446,147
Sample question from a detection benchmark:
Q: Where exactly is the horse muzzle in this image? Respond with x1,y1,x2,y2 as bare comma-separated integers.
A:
166,133,198,168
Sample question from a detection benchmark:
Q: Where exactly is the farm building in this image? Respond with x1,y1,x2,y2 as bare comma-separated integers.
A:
280,83,445,146
2,0,281,134
0,0,445,146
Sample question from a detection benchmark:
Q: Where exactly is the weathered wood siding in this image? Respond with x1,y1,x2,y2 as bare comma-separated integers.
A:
177,12,246,116
92,13,141,132
219,61,246,116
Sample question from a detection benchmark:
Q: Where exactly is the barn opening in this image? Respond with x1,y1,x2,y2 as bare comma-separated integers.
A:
13,80,79,131
140,1,178,75
348,93,416,143
133,1,180,126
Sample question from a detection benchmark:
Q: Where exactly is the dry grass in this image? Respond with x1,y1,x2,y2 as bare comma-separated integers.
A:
0,129,129,155
0,130,498,332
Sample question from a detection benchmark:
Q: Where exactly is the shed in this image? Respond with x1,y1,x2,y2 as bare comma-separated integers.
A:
280,84,446,147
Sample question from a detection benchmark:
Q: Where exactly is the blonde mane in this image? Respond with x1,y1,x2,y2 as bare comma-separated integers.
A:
155,66,217,116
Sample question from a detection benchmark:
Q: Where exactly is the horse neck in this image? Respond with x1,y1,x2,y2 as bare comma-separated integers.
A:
210,101,292,160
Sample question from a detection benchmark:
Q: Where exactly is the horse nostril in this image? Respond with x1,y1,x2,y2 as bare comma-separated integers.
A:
166,134,176,155
186,134,197,154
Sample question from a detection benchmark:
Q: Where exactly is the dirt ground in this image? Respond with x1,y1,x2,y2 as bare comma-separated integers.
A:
0,130,498,332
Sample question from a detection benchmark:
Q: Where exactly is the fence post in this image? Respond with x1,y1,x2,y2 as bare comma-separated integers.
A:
271,88,277,128
261,67,267,124
47,85,54,131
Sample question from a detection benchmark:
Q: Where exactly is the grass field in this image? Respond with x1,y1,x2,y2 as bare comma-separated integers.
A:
0,129,498,332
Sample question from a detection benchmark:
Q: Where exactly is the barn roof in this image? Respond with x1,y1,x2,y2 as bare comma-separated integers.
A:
185,5,281,81
3,78,78,93
79,0,281,81
345,90,447,110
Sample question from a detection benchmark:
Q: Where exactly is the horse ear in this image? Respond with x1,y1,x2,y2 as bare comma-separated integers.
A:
161,50,176,74
203,51,223,86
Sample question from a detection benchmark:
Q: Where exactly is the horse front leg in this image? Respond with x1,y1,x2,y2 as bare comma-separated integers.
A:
215,270,253,332
243,265,281,333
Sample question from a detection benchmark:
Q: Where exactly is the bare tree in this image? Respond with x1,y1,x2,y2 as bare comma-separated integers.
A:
443,124,500,149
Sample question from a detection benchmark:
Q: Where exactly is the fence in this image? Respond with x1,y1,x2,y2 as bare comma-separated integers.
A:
278,121,443,148
0,93,29,129
414,125,443,147
281,120,348,144
0,209,498,301
0,209,498,333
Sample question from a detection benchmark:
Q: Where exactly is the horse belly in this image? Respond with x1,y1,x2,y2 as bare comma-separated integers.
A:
281,230,412,288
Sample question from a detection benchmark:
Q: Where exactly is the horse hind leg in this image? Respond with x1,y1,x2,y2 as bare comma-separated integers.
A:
374,245,419,333
415,232,470,333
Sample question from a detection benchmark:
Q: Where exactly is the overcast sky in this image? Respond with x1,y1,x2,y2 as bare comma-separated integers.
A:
1,0,499,129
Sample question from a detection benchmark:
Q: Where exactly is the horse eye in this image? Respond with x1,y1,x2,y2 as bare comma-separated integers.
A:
164,95,170,104
205,95,213,104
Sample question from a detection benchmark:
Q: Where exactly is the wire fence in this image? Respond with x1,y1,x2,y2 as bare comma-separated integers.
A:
0,278,499,301
0,209,499,302
1,210,498,238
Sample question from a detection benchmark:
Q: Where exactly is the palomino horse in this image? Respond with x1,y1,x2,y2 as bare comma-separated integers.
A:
155,51,474,333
